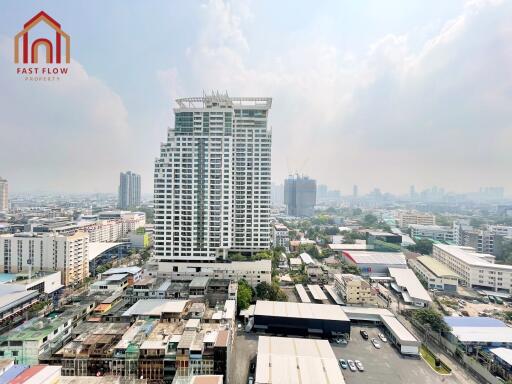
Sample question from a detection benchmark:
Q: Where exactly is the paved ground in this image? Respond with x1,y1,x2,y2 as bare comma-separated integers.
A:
336,325,465,384
228,331,258,384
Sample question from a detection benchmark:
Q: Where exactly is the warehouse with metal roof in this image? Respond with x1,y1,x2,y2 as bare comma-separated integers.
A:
255,336,345,384
341,251,406,276
253,301,350,338
409,256,460,292
388,267,432,307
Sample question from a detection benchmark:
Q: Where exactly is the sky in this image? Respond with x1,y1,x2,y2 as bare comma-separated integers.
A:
1,0,511,196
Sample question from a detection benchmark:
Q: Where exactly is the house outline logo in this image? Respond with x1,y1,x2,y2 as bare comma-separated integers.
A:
14,11,70,64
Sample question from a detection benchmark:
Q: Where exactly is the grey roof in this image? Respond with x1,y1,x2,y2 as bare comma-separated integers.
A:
254,300,349,322
122,299,188,317
388,268,432,303
189,276,210,289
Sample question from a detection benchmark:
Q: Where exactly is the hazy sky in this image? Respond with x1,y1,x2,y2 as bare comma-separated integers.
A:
1,0,511,195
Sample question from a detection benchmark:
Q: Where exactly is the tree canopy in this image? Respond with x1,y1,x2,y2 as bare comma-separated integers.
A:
412,308,450,333
237,279,254,311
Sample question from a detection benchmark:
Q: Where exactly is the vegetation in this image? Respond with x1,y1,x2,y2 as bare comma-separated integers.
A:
420,345,451,374
406,239,434,255
339,261,361,275
341,230,366,244
412,308,450,333
255,280,288,302
237,279,254,311
362,213,378,227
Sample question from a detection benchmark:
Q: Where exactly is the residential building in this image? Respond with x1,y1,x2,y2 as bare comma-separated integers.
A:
409,256,459,291
272,223,289,250
154,94,272,261
489,225,512,238
284,174,316,217
118,171,141,209
463,229,495,254
433,244,512,293
0,231,89,286
333,273,377,305
409,224,454,242
0,177,7,212
397,211,436,228
156,259,272,287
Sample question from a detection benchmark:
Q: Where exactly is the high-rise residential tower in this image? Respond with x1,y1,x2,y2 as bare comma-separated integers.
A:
0,177,7,212
154,93,272,261
284,174,316,217
118,171,141,209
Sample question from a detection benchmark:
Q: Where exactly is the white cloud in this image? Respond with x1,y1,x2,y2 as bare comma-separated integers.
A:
161,0,512,194
0,37,135,193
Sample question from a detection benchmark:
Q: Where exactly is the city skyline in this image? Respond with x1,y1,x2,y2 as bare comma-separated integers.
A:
2,1,512,195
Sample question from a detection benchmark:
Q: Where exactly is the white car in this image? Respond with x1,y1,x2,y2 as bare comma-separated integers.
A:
378,333,387,342
347,360,357,372
371,338,381,349
355,360,364,372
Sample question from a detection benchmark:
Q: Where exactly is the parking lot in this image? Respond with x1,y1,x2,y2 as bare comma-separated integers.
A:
334,325,464,384
231,325,467,384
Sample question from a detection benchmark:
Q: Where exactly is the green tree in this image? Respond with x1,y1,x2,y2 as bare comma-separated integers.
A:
412,308,450,333
362,213,378,227
237,279,254,311
340,262,361,275
407,239,434,255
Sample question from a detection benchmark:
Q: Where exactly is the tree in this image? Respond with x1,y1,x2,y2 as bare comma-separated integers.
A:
362,213,378,227
237,279,254,311
407,239,433,255
340,262,361,275
255,281,288,302
412,308,450,333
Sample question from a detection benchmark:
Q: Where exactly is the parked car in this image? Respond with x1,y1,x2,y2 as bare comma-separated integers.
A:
347,360,357,372
482,296,490,304
378,333,387,342
489,296,496,303
360,330,369,340
495,296,504,305
248,376,254,384
339,359,348,369
371,338,381,349
355,360,364,371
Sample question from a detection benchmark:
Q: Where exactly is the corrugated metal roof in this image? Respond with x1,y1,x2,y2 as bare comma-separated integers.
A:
307,285,327,301
254,300,349,322
255,336,345,384
388,267,432,303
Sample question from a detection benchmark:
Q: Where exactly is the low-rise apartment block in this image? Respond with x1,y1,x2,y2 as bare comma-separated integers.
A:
272,223,289,250
409,224,453,242
0,231,89,286
397,211,436,228
155,259,271,287
333,273,377,305
433,243,512,293
409,256,459,291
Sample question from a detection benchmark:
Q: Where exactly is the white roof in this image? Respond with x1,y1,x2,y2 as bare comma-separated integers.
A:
122,299,188,317
324,285,343,305
451,327,512,343
88,242,127,261
254,300,349,322
289,257,302,266
103,266,141,276
380,314,420,344
295,284,311,303
307,285,328,301
328,243,367,251
435,244,511,270
343,251,406,265
490,347,512,364
299,252,315,265
388,268,432,303
255,336,345,384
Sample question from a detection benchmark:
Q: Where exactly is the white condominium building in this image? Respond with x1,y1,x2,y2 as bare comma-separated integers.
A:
432,243,512,293
397,211,436,228
0,231,89,286
154,94,272,261
0,177,7,212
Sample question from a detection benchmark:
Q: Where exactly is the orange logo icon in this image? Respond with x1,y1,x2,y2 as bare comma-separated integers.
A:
14,11,70,64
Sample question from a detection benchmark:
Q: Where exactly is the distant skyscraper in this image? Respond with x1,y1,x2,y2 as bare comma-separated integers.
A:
118,171,141,209
409,185,416,199
154,93,272,261
353,185,358,198
0,177,7,212
284,174,316,217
